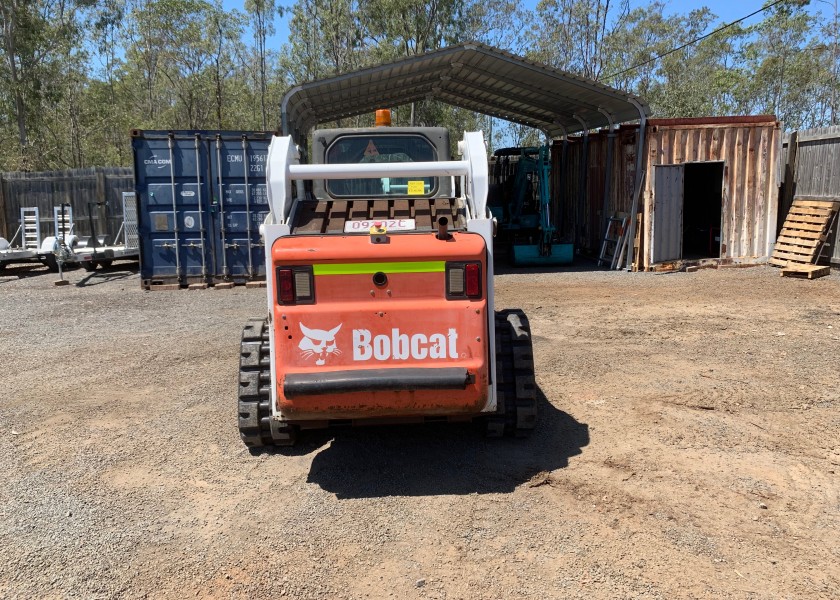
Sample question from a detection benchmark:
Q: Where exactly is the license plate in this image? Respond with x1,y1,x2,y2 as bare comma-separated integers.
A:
344,219,416,233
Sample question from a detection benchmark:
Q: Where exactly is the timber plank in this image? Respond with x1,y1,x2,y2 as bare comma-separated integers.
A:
792,198,840,209
785,214,831,225
771,249,814,263
780,227,824,239
776,235,820,248
780,221,827,232
769,257,790,267
773,242,816,256
788,206,833,217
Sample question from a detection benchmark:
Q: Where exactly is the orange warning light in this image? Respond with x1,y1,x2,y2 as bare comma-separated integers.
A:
375,109,391,127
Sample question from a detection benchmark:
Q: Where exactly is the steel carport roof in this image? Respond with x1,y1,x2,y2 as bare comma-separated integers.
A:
281,42,649,141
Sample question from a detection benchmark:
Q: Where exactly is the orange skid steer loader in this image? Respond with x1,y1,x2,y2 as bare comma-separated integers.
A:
238,121,537,447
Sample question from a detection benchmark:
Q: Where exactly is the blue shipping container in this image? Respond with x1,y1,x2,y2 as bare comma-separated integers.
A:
132,130,274,288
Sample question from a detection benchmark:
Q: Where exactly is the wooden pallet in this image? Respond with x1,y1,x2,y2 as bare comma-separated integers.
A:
770,197,839,270
780,264,831,280
292,197,465,234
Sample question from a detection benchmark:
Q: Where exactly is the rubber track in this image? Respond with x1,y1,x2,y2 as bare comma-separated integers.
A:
238,318,297,447
488,309,538,437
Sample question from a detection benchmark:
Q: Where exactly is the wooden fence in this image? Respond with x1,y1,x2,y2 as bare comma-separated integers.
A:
0,167,133,243
781,125,840,265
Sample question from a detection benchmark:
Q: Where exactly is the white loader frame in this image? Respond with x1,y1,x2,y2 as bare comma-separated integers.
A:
261,131,498,421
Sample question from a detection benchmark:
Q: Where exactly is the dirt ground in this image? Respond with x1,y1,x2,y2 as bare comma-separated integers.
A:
1,261,839,600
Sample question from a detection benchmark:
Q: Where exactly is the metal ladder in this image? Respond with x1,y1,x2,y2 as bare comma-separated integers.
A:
598,215,628,269
122,192,140,249
21,207,41,250
53,205,74,241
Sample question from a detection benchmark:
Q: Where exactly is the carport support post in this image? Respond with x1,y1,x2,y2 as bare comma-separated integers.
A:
624,99,647,271
573,115,589,251
554,124,568,239
598,109,617,255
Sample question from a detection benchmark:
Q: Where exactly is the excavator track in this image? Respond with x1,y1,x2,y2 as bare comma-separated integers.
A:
486,309,538,437
238,318,297,448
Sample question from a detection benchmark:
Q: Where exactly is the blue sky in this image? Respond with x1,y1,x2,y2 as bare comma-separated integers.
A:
222,0,827,50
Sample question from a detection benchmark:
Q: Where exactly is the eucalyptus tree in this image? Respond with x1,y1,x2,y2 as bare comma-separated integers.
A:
245,0,282,129
741,0,822,129
0,0,93,169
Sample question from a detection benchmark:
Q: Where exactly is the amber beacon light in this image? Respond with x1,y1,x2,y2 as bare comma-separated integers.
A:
375,108,392,127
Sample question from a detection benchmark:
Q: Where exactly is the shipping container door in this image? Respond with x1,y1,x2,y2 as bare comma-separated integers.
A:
652,164,684,263
209,134,270,279
134,136,213,280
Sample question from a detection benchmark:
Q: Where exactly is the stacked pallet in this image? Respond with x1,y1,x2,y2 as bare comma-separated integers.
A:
771,197,839,279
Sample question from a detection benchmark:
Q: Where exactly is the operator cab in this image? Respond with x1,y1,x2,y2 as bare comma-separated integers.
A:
289,125,464,235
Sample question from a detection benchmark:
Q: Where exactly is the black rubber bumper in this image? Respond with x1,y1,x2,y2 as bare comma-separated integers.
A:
284,367,471,398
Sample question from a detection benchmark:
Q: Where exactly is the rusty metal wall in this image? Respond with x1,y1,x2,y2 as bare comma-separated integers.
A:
550,126,640,251
641,119,781,269
780,125,840,264
0,167,133,242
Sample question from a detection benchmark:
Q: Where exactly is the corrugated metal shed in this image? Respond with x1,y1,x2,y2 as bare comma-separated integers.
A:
281,42,649,142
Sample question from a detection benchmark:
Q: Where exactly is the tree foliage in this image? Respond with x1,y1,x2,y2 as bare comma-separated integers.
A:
0,0,837,170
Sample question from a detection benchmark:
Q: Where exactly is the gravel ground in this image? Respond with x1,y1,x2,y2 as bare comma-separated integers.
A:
1,260,839,599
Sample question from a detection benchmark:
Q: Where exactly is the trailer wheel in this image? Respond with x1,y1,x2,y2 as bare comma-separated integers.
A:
82,261,98,272
487,309,537,438
42,254,59,273
238,318,298,449
99,260,113,269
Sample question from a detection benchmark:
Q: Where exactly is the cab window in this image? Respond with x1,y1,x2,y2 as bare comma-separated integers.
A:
325,134,437,197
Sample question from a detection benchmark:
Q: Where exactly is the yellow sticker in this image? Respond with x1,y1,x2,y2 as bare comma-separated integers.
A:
407,180,425,195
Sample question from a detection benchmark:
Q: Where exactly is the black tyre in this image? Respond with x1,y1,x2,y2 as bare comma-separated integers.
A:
238,318,298,448
43,253,59,272
82,261,97,272
99,260,113,269
486,309,537,437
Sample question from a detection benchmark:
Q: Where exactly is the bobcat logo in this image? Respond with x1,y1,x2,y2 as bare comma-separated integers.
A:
298,323,342,366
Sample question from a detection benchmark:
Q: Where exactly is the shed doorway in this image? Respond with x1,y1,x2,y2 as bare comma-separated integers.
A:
683,162,724,259
652,161,724,263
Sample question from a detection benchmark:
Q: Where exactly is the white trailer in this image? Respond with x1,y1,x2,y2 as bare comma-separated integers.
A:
63,193,140,271
0,208,58,270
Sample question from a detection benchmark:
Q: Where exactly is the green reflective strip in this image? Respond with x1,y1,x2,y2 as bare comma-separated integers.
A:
313,261,445,275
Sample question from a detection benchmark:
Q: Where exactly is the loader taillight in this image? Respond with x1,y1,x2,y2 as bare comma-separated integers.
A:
446,262,482,300
278,269,294,303
465,263,480,297
276,266,315,305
